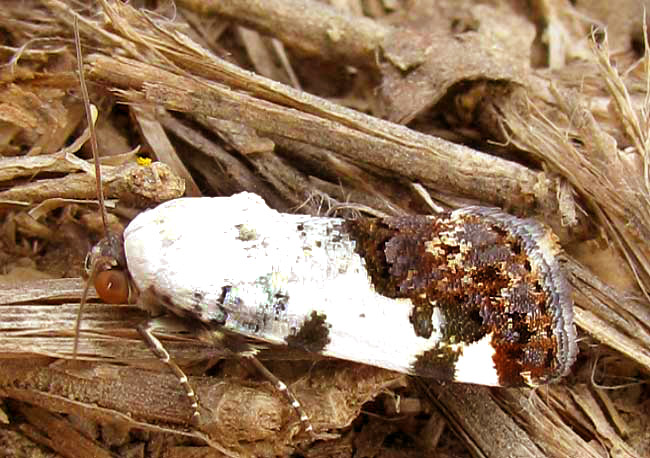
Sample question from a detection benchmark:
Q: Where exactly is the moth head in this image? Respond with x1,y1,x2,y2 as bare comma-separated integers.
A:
84,232,132,304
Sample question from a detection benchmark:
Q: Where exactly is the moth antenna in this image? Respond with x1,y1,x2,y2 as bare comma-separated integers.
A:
74,258,97,359
73,15,103,360
73,15,108,236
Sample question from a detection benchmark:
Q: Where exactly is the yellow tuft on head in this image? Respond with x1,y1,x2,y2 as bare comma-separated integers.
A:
136,156,153,166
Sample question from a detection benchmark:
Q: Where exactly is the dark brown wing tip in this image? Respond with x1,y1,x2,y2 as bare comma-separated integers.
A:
458,207,578,385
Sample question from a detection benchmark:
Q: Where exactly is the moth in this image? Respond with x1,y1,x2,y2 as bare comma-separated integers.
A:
81,190,578,429
73,20,577,435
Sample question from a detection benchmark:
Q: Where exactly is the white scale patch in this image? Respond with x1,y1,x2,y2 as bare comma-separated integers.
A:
123,193,501,383
452,334,500,385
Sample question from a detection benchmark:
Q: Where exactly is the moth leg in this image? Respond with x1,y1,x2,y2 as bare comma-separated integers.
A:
137,319,201,426
243,354,315,436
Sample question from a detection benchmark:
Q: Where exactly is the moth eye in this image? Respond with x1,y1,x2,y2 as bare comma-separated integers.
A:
95,270,129,304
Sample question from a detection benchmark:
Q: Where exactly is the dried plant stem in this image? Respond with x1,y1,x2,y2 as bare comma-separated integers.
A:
177,0,389,66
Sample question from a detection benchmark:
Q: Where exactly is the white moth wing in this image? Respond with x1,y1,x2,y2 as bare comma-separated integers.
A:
123,193,496,381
